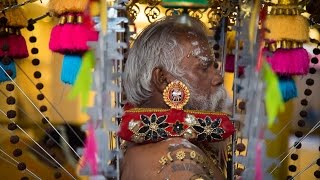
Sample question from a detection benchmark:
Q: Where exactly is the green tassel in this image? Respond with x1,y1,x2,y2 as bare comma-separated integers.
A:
68,51,95,111
262,62,285,128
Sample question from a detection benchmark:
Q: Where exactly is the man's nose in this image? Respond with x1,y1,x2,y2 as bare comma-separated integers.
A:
211,72,223,86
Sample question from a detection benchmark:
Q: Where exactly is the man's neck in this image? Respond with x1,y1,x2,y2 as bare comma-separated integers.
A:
138,100,169,109
138,93,170,109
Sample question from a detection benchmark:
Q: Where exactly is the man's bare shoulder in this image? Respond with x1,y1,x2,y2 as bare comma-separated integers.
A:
121,138,226,180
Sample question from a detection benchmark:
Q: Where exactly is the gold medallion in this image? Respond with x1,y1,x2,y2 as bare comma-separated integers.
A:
163,80,190,110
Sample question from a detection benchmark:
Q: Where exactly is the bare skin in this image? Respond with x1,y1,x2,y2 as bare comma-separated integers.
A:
121,138,225,180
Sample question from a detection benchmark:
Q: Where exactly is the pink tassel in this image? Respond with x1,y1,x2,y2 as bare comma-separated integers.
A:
49,23,90,54
225,54,244,75
8,34,29,58
49,24,63,53
255,142,263,180
0,38,7,57
49,13,97,54
82,13,98,41
82,121,98,175
256,6,268,71
73,23,92,51
265,48,309,75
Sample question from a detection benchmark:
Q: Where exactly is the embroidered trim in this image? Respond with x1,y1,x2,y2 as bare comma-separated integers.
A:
119,109,235,144
126,108,229,116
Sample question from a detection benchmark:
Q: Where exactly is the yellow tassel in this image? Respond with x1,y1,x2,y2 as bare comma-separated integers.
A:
278,0,298,5
89,1,100,17
265,15,309,42
226,30,243,54
49,0,90,16
5,7,28,28
226,30,236,54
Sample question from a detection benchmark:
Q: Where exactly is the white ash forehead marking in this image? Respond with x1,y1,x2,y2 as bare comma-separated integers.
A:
197,55,209,63
192,47,201,56
191,41,199,46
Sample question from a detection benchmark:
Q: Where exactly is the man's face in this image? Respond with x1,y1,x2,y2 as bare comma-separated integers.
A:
174,35,226,111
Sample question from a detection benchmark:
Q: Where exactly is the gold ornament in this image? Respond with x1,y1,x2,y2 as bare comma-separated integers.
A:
159,156,169,165
176,150,186,160
163,80,190,110
128,120,140,132
190,151,197,159
278,0,298,5
131,134,144,143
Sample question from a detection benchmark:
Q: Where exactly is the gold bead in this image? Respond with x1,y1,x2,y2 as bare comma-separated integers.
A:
67,14,75,24
77,14,83,24
292,41,298,48
281,40,287,49
269,43,277,52
284,8,291,15
276,41,282,49
287,41,292,49
276,8,283,15
59,15,66,24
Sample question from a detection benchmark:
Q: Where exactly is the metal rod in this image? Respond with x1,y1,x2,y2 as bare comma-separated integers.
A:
0,65,81,159
0,148,42,180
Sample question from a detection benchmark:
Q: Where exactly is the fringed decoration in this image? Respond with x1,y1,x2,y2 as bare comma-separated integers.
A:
225,54,244,75
255,142,263,180
265,48,309,75
265,15,309,42
82,121,98,175
5,7,28,28
263,62,285,127
226,30,236,54
0,57,16,82
7,29,28,58
49,23,90,53
48,0,90,16
60,54,82,85
0,37,8,57
68,51,95,110
82,13,99,42
0,1,29,59
49,14,97,54
279,76,297,102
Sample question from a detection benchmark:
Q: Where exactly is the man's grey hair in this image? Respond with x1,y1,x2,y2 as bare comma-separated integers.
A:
124,15,207,106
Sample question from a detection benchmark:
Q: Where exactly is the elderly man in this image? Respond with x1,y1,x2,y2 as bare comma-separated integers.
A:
119,15,234,180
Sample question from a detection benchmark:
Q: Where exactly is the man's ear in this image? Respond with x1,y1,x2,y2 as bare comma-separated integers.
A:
151,67,171,93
